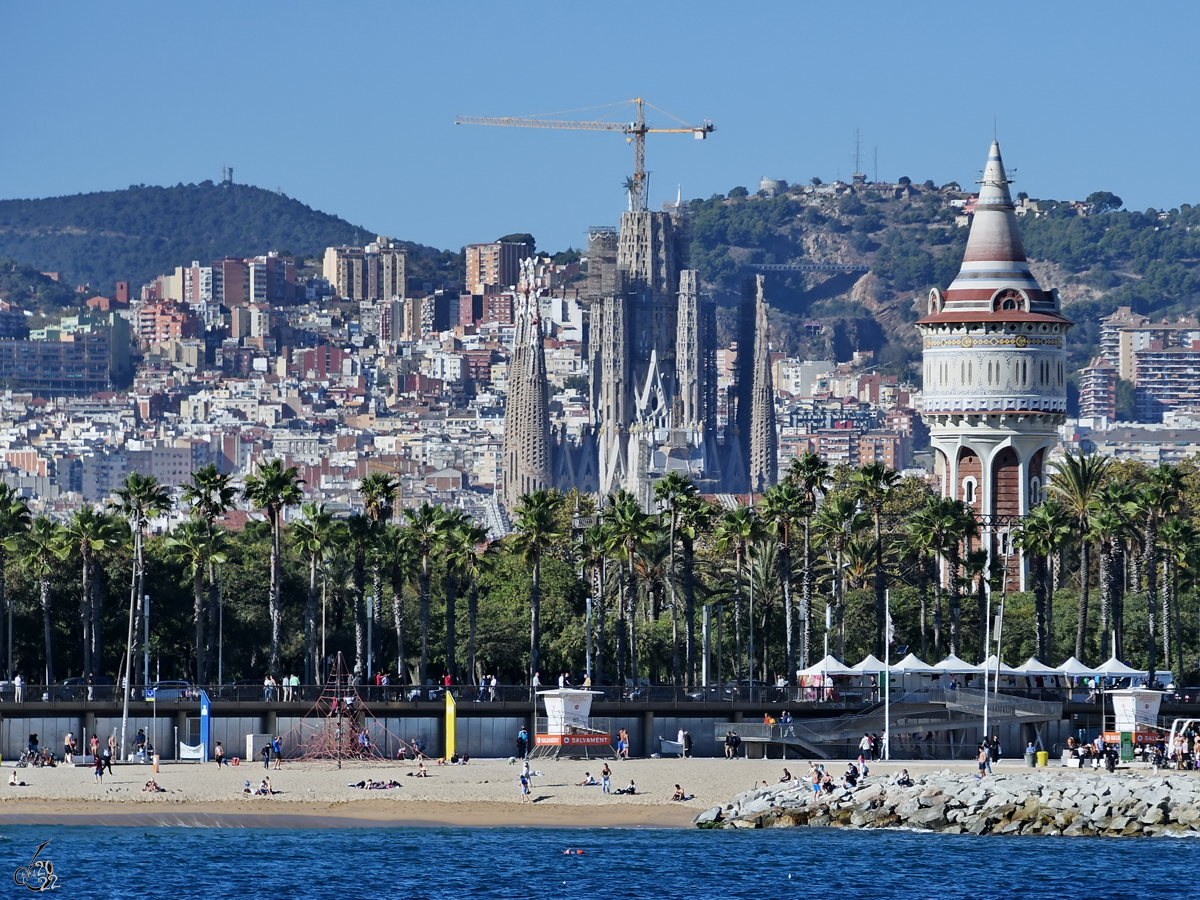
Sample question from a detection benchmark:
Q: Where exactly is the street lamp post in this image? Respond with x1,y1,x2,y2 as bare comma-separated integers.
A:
143,595,150,689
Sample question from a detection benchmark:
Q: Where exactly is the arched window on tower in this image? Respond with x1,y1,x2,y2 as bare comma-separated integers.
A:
1029,476,1042,506
962,476,978,505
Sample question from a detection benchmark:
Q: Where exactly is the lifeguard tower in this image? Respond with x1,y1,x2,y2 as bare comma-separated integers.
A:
531,689,612,759
1104,689,1163,761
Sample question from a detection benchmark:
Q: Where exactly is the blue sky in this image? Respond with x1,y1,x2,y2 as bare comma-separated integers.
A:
2,1,1197,254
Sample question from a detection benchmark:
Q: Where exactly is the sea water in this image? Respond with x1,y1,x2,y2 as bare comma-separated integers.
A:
3,825,1197,899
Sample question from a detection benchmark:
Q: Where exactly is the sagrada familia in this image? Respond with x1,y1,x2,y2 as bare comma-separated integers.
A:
501,208,777,511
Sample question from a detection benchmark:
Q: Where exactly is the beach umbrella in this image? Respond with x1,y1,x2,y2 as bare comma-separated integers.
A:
797,655,855,677
931,653,977,674
893,652,937,674
1015,656,1059,676
1090,657,1146,678
1057,656,1099,677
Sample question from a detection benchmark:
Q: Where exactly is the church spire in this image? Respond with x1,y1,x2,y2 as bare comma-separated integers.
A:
747,275,777,493
501,259,552,511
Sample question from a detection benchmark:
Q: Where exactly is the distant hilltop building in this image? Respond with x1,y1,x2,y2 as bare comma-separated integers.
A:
917,140,1072,590
465,241,532,295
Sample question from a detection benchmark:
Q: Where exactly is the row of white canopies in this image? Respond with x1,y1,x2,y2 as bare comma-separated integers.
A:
798,652,1149,679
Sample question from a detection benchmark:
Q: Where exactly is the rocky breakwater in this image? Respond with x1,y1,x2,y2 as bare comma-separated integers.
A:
695,771,1200,836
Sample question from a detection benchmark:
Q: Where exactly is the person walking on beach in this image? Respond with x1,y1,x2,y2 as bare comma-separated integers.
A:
519,773,531,802
94,753,104,783
102,743,114,775
977,744,989,778
600,763,612,794
215,742,227,767
272,736,283,770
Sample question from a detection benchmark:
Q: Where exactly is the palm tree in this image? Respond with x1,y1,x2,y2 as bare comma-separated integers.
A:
64,507,119,683
1013,499,1069,661
579,521,612,682
1159,515,1194,680
181,464,237,681
165,520,227,686
376,522,416,684
111,472,172,683
1135,464,1182,683
452,519,494,685
919,495,977,658
603,490,655,686
242,459,305,678
511,490,566,686
760,479,805,680
787,451,828,670
714,504,765,680
676,494,714,686
1050,451,1112,662
291,502,339,684
812,494,866,660
359,472,400,666
1092,482,1134,659
654,473,699,684
900,503,938,659
438,508,473,683
345,513,374,672
401,502,449,687
0,485,31,680
850,462,900,659
23,517,66,689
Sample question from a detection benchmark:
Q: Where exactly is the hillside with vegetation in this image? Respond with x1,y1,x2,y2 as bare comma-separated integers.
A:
0,182,461,299
687,182,1200,383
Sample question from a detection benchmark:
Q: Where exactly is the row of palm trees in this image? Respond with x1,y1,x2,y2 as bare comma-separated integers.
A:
4,448,1199,691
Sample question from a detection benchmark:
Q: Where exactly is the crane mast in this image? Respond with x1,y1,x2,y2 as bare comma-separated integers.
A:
455,98,713,211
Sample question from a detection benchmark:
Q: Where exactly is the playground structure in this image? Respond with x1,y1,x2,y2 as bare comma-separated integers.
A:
286,652,415,766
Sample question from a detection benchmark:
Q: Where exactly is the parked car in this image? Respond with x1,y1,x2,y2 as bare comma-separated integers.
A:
145,681,195,702
57,676,114,701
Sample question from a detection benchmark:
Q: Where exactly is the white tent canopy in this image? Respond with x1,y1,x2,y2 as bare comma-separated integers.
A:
978,654,1022,676
797,655,856,677
851,654,891,673
1015,657,1059,676
1058,656,1099,677
931,653,978,674
893,652,938,673
1091,657,1147,677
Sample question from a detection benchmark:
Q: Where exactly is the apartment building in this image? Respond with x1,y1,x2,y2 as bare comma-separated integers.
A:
465,241,530,294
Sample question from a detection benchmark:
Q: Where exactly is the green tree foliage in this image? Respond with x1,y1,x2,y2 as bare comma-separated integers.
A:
0,183,461,295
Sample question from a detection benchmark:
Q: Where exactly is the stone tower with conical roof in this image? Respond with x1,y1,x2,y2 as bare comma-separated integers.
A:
501,258,552,512
748,275,778,493
917,141,1072,587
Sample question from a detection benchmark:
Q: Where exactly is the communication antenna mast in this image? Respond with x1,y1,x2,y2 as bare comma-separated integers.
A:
851,129,865,185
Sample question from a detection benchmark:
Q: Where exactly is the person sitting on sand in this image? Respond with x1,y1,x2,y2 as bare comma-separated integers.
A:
414,762,428,777
671,784,686,801
576,772,598,786
10,770,27,786
142,779,165,793
256,777,273,796
780,768,792,783
615,780,636,795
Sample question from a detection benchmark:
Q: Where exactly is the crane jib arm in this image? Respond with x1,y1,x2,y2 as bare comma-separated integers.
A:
455,116,634,132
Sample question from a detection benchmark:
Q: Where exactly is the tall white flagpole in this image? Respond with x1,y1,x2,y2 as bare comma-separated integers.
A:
884,589,891,761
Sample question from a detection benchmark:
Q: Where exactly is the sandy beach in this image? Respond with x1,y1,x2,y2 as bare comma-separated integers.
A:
0,756,998,828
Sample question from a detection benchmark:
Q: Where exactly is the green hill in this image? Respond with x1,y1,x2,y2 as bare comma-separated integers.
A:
688,184,1200,378
0,181,460,298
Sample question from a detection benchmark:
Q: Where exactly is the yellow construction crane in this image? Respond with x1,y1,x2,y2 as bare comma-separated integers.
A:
455,98,714,212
